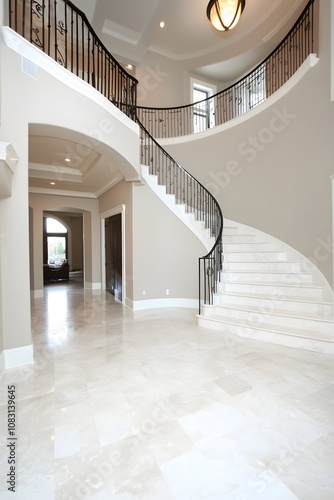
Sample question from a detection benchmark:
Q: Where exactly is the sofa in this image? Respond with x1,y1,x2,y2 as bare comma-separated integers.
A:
43,261,69,282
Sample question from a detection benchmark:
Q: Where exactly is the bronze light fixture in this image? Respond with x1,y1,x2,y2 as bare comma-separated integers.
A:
207,0,245,31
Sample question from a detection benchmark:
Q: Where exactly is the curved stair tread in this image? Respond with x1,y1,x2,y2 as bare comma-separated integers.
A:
206,303,334,323
197,313,334,344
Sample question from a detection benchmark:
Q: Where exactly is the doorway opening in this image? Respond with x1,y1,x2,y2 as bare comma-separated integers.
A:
105,213,122,301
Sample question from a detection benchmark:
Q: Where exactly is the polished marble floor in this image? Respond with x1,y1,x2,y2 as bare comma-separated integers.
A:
0,279,334,499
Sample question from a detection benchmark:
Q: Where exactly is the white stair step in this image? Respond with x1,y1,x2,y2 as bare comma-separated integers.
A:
223,242,274,252
218,281,324,298
223,226,241,235
223,261,303,272
197,312,334,355
223,251,287,263
213,292,333,315
202,304,334,335
222,271,313,284
223,234,257,243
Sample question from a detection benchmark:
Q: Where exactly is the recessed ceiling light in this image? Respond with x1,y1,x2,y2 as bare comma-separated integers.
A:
50,182,56,185
65,158,70,162
160,21,165,28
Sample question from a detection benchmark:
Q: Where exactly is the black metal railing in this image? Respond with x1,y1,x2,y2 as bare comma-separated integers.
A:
136,116,223,313
136,0,315,138
8,0,316,312
7,0,223,312
8,0,138,118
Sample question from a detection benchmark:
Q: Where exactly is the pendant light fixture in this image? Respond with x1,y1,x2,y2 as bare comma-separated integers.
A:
207,0,245,31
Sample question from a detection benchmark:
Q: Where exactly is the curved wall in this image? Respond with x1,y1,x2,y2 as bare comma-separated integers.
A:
2,27,141,183
160,0,334,288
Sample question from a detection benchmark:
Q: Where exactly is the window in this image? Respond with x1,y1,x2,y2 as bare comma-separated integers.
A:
44,217,68,266
191,78,217,133
234,64,266,116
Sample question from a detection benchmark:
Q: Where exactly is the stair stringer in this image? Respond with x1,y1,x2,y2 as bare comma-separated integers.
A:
141,164,215,252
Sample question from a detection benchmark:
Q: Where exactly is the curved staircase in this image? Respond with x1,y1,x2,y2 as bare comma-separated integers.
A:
9,0,331,355
198,220,334,354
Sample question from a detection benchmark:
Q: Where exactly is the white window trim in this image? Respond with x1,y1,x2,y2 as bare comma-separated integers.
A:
190,77,217,130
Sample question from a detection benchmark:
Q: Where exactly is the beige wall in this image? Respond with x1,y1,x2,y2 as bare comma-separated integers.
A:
99,180,134,301
136,51,224,108
160,2,334,287
0,128,31,351
30,194,100,291
0,29,141,361
1,0,333,366
131,182,206,302
99,179,207,305
163,59,334,286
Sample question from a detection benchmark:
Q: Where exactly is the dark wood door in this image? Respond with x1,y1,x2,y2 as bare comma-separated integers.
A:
105,214,122,301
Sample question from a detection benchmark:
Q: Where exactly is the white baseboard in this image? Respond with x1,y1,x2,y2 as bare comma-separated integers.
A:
31,289,44,299
84,282,102,291
129,298,198,311
4,345,34,370
0,351,5,380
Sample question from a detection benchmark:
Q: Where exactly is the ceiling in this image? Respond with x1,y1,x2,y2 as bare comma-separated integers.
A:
76,0,308,81
29,0,308,197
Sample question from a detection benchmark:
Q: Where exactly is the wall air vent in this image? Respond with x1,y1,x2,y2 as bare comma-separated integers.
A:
21,57,37,79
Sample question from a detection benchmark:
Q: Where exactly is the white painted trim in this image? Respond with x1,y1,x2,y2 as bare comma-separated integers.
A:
84,282,102,290
0,351,5,380
131,298,198,311
30,289,44,299
4,345,34,369
262,0,306,43
124,297,134,310
160,55,319,146
100,205,126,303
190,77,217,128
0,142,19,173
0,142,19,198
141,165,212,252
29,187,97,199
94,174,123,198
2,27,139,134
100,205,126,220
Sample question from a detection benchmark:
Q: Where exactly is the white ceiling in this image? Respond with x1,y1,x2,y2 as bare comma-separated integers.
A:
79,0,308,81
29,0,308,196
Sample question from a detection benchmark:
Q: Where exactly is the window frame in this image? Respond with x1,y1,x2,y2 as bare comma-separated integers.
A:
43,217,68,266
190,77,217,133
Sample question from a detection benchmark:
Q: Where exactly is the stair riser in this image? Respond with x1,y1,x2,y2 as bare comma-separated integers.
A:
223,273,313,284
223,243,274,252
197,316,334,355
223,235,257,243
223,253,287,263
223,263,302,272
223,228,242,235
202,306,334,335
213,294,333,315
218,283,323,298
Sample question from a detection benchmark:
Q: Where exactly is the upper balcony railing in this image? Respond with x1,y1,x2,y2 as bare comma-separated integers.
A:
8,0,138,119
136,0,316,139
6,0,315,314
7,0,223,313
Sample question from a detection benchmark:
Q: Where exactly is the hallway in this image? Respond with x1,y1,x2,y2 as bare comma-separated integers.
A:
0,281,333,498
